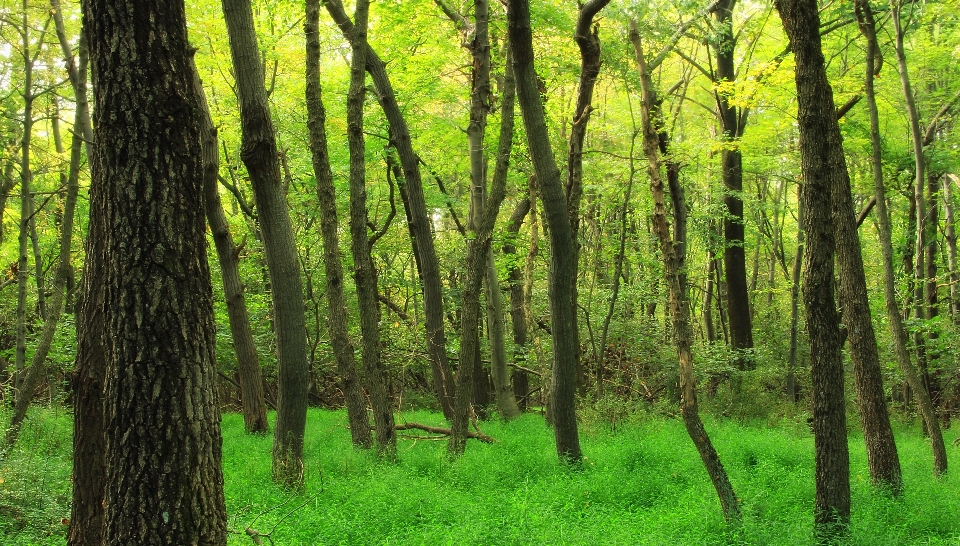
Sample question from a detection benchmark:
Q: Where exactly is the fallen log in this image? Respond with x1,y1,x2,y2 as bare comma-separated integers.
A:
394,422,497,444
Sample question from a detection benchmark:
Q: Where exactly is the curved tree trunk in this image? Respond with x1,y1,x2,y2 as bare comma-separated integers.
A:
192,58,270,436
776,0,851,535
855,0,946,476
631,23,740,523
323,0,457,421
305,0,372,450
508,0,583,463
346,0,396,459
82,0,228,542
222,0,309,486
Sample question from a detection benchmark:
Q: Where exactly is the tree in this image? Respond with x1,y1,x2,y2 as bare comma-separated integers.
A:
507,0,584,463
345,0,397,459
77,0,228,541
305,0,372,450
855,0,946,477
775,0,851,535
221,0,309,486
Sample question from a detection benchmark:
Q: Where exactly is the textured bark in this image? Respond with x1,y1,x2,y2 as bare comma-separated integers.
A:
323,0,456,421
632,23,740,523
508,0,582,463
776,0,851,534
222,0,309,486
855,0,946,476
714,0,754,366
346,0,396,459
192,58,269,436
944,177,960,321
81,0,228,542
65,27,103,546
305,0,372,449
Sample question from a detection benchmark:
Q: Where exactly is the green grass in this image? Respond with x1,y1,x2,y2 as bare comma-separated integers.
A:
3,405,960,544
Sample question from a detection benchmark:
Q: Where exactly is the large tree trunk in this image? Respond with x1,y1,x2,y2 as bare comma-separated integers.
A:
323,0,457,421
305,0,372,450
631,23,740,523
508,0,583,463
81,0,228,542
776,0,851,535
193,59,269,436
222,0,309,486
855,0,946,476
714,0,754,368
345,0,396,459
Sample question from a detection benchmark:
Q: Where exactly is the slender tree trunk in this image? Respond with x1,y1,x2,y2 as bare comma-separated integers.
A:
5,93,82,450
345,0,396,459
323,0,457,421
485,51,522,420
855,0,947,476
82,0,228,541
305,0,372,449
632,24,739,522
787,186,803,403
505,198,532,409
776,0,851,535
943,177,960,321
222,0,309,486
508,0,583,463
192,59,269,435
715,0,754,368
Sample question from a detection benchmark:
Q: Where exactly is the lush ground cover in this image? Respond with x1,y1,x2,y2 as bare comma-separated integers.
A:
3,405,960,545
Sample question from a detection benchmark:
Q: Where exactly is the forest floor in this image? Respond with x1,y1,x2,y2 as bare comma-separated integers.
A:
3,403,960,545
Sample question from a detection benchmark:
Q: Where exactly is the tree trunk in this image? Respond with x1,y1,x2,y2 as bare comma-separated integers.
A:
345,0,396,459
5,84,82,451
786,185,803,403
943,177,960,321
323,0,457,421
508,0,583,463
82,0,228,542
192,59,270,435
776,0,851,535
305,0,372,449
855,0,947,477
504,198,532,410
222,0,309,486
715,0,754,368
632,23,740,522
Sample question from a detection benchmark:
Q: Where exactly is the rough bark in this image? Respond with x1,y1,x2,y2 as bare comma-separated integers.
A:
81,0,228,542
508,0,582,463
192,58,269,435
776,0,851,534
855,0,946,476
323,0,456,421
305,0,372,449
345,0,396,459
714,0,754,367
632,23,740,523
222,0,309,486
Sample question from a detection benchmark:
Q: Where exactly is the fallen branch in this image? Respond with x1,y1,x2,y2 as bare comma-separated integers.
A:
507,362,542,376
394,422,497,443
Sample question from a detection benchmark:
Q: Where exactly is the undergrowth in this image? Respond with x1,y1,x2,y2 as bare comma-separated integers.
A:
2,404,960,545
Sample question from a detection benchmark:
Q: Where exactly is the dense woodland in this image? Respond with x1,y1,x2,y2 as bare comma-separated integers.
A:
1,0,959,542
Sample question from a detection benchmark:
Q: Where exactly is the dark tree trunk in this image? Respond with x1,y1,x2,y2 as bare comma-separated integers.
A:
714,0,754,367
776,0,851,535
222,0,309,486
508,0,583,463
323,0,457,421
632,23,740,523
81,0,228,542
504,198,532,410
305,0,372,450
193,59,269,436
855,0,947,476
346,0,396,459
